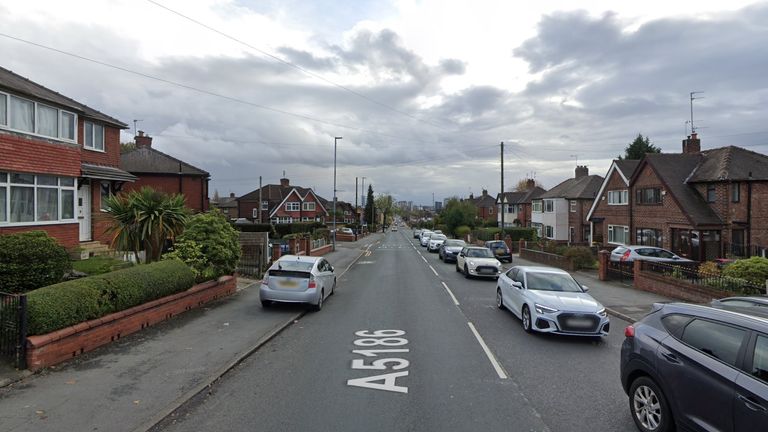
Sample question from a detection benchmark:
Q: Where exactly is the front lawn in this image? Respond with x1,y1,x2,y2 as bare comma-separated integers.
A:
72,256,133,276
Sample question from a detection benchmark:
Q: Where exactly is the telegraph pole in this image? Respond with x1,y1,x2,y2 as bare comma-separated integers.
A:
258,176,262,223
355,177,359,240
333,137,342,251
500,141,505,230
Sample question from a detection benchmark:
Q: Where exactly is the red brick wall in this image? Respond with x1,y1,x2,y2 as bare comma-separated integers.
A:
566,199,592,243
630,164,691,250
750,183,768,247
0,223,79,249
591,170,631,246
78,120,121,167
123,174,209,213
0,131,81,176
634,265,730,303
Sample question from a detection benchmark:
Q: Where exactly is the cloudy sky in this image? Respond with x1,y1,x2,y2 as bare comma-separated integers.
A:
2,0,767,205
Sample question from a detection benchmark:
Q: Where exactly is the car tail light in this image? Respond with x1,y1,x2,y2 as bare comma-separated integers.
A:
621,250,631,261
308,278,317,289
624,325,635,338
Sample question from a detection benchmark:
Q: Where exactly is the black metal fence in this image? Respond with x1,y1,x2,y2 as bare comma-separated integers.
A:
238,232,269,278
723,242,768,259
642,261,765,296
0,292,27,369
606,260,634,284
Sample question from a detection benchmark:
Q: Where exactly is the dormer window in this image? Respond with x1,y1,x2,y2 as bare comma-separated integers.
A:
286,202,300,212
302,202,316,211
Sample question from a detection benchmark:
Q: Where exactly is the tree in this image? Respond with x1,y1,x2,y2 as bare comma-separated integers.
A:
120,141,136,153
620,134,660,160
513,178,542,192
441,198,477,236
364,185,375,228
212,189,220,202
105,187,190,263
374,194,394,229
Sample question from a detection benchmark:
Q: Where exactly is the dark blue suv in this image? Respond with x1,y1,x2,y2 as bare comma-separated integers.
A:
620,303,768,432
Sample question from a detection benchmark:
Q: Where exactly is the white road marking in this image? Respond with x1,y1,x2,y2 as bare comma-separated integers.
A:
421,256,428,263
467,322,508,380
429,265,439,276
441,282,460,306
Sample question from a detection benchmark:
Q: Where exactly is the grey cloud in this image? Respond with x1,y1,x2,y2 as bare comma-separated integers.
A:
275,46,337,71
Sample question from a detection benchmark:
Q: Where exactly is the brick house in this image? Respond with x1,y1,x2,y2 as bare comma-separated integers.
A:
467,189,497,222
0,66,136,250
120,132,210,212
210,192,238,219
586,159,640,246
531,166,603,243
619,133,768,261
237,178,328,224
496,181,546,227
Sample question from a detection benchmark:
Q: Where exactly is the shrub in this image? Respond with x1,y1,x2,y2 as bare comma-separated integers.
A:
482,219,498,228
502,227,538,241
455,225,471,238
273,222,326,238
313,228,330,240
698,261,721,277
168,210,241,280
27,260,195,335
0,231,71,294
435,224,449,233
233,223,275,236
563,246,596,270
723,257,768,286
163,240,212,282
473,228,501,241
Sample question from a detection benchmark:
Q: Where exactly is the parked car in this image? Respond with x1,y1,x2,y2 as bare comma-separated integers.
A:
620,303,768,432
496,266,609,337
260,255,335,311
427,234,448,252
413,229,422,239
419,231,434,247
711,296,768,308
340,227,354,235
433,230,444,235
391,226,398,232
456,247,502,279
610,246,693,263
439,239,467,262
485,240,512,263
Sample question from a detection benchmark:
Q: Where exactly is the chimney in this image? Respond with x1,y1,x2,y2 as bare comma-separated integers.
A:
575,165,589,179
280,178,290,187
482,189,488,197
229,192,235,198
135,130,152,149
682,132,701,154
469,193,474,200
526,179,536,190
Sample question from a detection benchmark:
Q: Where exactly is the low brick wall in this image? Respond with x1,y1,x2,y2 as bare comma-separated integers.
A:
520,248,575,271
311,244,333,256
26,275,237,371
336,233,356,242
634,269,731,303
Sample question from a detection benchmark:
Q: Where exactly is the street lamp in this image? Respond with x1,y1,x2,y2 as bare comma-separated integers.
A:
333,136,342,251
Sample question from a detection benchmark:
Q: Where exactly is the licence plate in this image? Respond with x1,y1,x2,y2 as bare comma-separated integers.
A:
479,268,493,274
278,279,299,288
566,318,593,328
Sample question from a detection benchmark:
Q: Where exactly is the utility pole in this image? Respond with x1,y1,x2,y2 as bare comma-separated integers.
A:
355,177,359,240
132,119,142,137
333,137,342,251
258,176,262,223
361,177,366,229
500,141,505,230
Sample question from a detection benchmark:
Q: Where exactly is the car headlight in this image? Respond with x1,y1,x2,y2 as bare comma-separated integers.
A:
468,260,476,266
597,308,607,317
535,303,559,314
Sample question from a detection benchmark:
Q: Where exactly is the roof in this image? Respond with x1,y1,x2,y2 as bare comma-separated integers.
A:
0,66,127,128
212,196,237,208
120,146,210,177
497,191,527,204
688,146,768,182
586,159,640,221
519,186,546,203
239,182,329,216
641,153,722,226
615,160,641,179
80,163,137,182
540,175,603,200
469,192,496,208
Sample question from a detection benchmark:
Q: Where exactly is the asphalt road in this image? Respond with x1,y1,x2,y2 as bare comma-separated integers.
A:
157,230,637,432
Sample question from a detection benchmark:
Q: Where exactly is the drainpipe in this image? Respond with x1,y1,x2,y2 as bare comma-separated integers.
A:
747,174,753,255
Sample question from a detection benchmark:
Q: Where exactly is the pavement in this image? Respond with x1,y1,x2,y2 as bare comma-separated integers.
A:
0,233,381,432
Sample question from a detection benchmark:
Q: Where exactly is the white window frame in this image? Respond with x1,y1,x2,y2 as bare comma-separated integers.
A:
278,216,292,224
84,121,105,152
0,171,77,226
285,202,300,212
261,201,269,210
545,225,554,238
489,206,494,214
544,199,554,213
570,200,577,213
608,224,630,245
0,91,78,143
607,190,629,205
302,202,316,211
252,208,259,219
532,200,542,213
301,217,311,222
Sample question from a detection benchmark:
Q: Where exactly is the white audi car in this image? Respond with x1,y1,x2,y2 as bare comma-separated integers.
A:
496,266,609,337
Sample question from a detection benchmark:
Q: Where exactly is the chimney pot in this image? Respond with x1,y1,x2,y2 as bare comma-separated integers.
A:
482,189,488,196
229,192,235,198
135,132,153,149
682,133,701,154
526,179,536,189
575,165,589,179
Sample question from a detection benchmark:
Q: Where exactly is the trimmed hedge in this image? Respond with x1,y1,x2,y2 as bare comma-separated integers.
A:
274,222,326,238
27,260,195,335
723,257,768,286
502,227,538,241
0,231,71,294
233,222,275,236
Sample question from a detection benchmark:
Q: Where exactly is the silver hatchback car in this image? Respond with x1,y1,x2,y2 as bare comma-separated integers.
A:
260,255,336,311
610,245,693,263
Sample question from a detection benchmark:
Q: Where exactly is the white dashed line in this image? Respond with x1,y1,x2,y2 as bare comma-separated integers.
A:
421,256,428,263
441,282,460,306
467,322,508,380
429,265,439,277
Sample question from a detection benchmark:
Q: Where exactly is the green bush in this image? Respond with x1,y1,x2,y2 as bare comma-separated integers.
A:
473,228,501,241
273,222,326,238
313,228,330,240
723,257,768,286
233,222,275,236
482,219,499,228
502,227,538,241
27,260,195,335
435,224,449,233
455,225,471,238
563,246,597,270
163,240,212,282
0,231,71,294
167,210,241,280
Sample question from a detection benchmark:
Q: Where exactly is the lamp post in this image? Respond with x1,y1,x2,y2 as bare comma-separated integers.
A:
333,136,342,251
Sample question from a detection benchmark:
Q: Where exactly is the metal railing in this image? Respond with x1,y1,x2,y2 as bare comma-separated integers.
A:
606,260,634,284
311,238,327,250
0,292,27,369
722,242,768,259
641,261,764,295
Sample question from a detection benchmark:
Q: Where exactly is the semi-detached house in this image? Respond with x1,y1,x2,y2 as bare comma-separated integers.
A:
586,159,640,246
0,66,136,250
496,180,546,228
237,178,329,224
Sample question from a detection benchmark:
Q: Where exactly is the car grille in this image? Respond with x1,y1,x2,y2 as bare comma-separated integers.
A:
557,313,600,333
475,266,498,275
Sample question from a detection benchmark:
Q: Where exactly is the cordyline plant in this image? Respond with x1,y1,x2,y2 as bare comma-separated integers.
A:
104,187,190,263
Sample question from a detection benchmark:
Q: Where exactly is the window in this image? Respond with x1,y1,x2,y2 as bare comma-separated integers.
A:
1,92,77,141
302,202,316,211
252,208,259,219
261,201,269,210
731,183,740,203
100,182,112,211
636,228,662,247
10,96,34,132
84,121,105,151
0,172,76,225
608,225,630,245
707,185,716,203
301,217,311,222
0,93,6,126
61,112,75,141
489,206,494,214
607,190,629,205
661,314,694,339
751,335,768,383
532,222,542,237
278,216,292,224
570,200,576,212
681,319,746,367
532,200,542,212
37,104,58,138
636,188,662,204
285,202,300,212
544,225,554,238
544,200,554,213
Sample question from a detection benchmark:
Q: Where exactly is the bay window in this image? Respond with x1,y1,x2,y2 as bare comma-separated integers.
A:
0,171,77,225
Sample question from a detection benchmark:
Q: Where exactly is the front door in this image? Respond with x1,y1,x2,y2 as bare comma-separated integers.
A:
78,183,92,241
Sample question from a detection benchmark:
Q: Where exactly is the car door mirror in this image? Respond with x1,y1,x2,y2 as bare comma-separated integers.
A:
330,265,335,272
581,285,590,292
511,281,523,289
458,253,464,257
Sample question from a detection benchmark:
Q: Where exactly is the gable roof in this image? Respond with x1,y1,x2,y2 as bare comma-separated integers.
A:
688,146,768,182
540,175,603,200
519,186,546,203
586,159,640,220
496,186,547,205
120,146,210,176
469,192,497,208
240,182,329,217
496,191,527,205
0,66,127,128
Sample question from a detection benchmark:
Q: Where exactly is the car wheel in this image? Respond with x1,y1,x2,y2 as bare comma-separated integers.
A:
330,279,336,296
313,290,324,312
629,376,673,432
522,305,532,333
464,265,470,279
496,288,504,310
261,300,271,308
455,263,460,272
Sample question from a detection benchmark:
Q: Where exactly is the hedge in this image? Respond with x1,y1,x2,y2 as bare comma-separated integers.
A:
0,231,71,294
723,257,768,286
233,222,275,236
273,222,326,238
27,260,195,335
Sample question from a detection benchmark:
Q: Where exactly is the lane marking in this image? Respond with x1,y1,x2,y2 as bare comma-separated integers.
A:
441,282,460,306
467,322,508,380
429,265,439,277
421,256,428,264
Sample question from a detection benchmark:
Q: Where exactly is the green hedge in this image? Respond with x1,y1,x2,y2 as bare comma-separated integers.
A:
502,227,538,241
274,222,326,238
233,222,275,236
0,231,71,294
27,260,195,335
723,257,768,286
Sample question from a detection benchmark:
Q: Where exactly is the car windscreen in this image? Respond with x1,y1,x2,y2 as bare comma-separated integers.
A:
467,249,494,258
525,272,583,292
487,242,508,249
273,261,314,272
432,235,447,241
444,240,465,247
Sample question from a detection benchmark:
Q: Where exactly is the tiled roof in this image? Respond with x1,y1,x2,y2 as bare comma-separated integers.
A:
540,175,603,200
239,183,329,216
688,146,768,182
615,160,641,178
469,193,496,208
0,66,127,128
120,146,209,176
497,186,547,204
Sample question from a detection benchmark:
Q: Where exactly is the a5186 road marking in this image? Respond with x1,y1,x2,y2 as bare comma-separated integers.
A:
347,330,410,394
